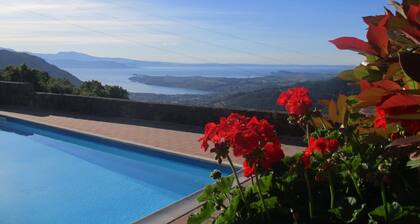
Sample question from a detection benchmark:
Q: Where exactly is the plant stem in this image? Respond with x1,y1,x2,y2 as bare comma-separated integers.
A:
328,172,335,209
255,174,270,222
304,170,314,220
349,172,364,203
255,174,267,212
303,123,314,219
227,155,246,203
381,181,389,224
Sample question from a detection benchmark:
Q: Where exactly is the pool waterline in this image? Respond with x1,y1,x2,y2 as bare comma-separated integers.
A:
0,116,232,223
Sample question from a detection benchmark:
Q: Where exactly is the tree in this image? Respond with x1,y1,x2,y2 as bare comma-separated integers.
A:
77,80,106,97
104,85,129,99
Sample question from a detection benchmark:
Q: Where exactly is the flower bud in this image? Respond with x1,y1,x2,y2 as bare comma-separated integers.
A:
210,169,222,180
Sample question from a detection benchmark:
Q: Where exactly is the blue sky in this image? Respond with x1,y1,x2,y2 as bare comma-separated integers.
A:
0,0,387,65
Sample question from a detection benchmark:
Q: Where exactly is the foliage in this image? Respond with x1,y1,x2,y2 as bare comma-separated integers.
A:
189,1,420,223
0,64,129,99
77,80,129,99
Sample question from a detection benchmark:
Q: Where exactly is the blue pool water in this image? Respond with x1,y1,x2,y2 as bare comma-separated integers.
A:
0,117,231,223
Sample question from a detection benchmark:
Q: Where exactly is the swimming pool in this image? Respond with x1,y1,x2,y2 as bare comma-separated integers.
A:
0,116,231,223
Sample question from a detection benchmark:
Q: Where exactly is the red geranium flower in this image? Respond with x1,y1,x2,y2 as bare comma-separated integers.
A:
243,160,255,177
199,122,219,151
277,87,312,118
301,146,314,169
262,142,284,169
327,138,340,152
199,113,284,172
301,137,340,169
374,107,387,129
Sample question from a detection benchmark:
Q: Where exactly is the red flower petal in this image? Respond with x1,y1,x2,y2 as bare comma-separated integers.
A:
374,107,387,129
329,37,376,55
243,160,255,177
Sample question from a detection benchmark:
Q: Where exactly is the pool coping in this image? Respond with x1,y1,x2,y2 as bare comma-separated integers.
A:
0,114,241,167
136,171,248,224
0,113,243,223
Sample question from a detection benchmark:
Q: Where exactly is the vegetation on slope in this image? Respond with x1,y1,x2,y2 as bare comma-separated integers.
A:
0,65,128,99
130,78,357,110
129,72,334,94
0,49,81,85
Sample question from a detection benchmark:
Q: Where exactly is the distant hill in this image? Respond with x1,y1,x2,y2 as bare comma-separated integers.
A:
0,50,81,85
129,72,335,94
32,51,177,69
32,51,353,74
213,78,358,110
130,78,358,111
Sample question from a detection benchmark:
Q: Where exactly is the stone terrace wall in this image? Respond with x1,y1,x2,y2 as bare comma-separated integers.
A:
0,81,34,106
0,81,302,136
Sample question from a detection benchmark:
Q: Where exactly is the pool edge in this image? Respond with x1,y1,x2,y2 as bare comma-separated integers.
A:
0,114,241,168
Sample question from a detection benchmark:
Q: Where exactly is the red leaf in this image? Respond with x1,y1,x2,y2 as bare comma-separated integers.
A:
381,94,420,113
358,87,389,105
372,80,402,91
329,37,376,55
363,14,390,26
407,4,420,26
367,25,389,58
359,80,372,91
403,26,420,42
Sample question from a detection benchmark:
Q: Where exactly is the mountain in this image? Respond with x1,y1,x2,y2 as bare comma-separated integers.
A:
32,51,353,74
0,50,81,85
32,51,176,69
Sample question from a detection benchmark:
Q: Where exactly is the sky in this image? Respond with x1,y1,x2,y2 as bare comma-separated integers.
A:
0,0,388,65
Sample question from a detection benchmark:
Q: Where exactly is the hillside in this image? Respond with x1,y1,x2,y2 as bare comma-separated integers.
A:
129,72,335,94
213,78,357,110
0,50,81,85
130,78,357,110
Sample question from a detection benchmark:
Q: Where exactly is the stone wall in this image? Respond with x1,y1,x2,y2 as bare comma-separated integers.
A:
0,81,34,106
0,81,302,136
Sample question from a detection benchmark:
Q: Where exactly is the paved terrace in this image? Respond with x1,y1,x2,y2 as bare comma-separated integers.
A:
0,106,305,223
0,106,305,165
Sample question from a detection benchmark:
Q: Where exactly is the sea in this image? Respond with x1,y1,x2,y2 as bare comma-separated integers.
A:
66,65,350,95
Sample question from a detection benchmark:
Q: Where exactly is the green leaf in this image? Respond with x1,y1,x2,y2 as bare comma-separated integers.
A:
250,196,279,212
353,65,370,80
216,176,234,194
351,155,362,171
368,202,420,223
215,195,241,224
258,174,273,193
188,202,215,224
264,196,279,209
337,70,357,81
197,184,216,202
407,159,420,169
